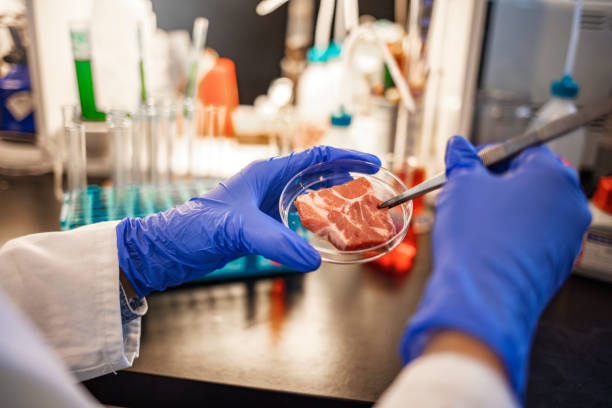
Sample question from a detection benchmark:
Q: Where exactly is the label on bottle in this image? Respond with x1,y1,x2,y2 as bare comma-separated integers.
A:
578,229,612,274
6,91,33,121
70,29,91,60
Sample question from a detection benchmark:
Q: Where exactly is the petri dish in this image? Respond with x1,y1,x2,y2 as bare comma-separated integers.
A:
279,159,412,264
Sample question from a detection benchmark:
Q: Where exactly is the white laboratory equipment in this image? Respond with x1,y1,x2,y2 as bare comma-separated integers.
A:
475,0,612,172
527,75,584,168
527,0,585,169
295,0,341,126
319,111,351,148
417,0,612,177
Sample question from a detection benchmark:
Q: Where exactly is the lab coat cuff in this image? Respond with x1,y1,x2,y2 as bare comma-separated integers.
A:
119,283,148,325
0,220,146,381
375,353,519,408
69,221,141,381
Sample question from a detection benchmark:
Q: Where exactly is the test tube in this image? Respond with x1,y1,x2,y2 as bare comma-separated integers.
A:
197,105,227,177
158,101,175,182
168,102,188,179
184,18,209,100
147,103,169,185
62,105,87,194
108,110,133,187
183,99,196,178
164,102,180,180
133,103,163,184
202,105,227,137
132,107,148,184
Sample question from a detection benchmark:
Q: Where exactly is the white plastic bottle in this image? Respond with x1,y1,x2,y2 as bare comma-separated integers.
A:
527,75,585,169
320,110,352,148
296,48,342,126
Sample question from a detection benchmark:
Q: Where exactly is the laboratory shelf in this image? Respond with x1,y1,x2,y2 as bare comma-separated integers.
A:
60,181,291,282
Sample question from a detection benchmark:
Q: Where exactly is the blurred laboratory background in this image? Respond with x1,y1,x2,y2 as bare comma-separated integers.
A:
1,0,612,405
2,0,610,247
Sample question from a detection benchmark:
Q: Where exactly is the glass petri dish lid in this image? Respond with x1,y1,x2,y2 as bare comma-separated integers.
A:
279,159,412,264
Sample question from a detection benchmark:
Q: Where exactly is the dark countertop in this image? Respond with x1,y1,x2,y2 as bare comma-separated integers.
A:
2,174,612,407
97,249,432,407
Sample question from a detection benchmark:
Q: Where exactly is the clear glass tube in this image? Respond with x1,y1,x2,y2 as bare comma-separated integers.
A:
165,103,181,181
146,104,167,185
183,99,196,178
158,101,175,183
133,104,159,184
194,105,227,177
108,110,133,187
202,105,227,137
132,108,146,184
65,123,87,194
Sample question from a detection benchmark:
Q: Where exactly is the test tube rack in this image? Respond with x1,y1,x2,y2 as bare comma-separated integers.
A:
60,180,292,282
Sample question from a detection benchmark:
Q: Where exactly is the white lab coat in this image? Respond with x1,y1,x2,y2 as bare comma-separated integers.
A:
0,222,517,407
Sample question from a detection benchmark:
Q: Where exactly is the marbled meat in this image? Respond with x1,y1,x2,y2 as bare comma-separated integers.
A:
294,177,395,251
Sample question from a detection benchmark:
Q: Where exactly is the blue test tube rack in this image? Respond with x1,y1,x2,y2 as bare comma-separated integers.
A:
60,181,292,282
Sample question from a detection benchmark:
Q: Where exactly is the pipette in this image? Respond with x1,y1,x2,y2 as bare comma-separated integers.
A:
137,24,147,104
379,97,612,209
185,17,209,100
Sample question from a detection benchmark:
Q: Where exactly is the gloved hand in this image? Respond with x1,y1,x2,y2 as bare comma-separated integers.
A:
400,136,591,397
116,146,380,297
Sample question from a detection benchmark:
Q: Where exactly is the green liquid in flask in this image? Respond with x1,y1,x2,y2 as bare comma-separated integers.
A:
74,59,106,121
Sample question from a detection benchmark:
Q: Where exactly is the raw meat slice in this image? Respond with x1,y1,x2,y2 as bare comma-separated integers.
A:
294,177,396,251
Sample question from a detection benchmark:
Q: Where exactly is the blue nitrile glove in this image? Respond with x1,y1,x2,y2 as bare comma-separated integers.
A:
400,136,591,397
116,146,381,297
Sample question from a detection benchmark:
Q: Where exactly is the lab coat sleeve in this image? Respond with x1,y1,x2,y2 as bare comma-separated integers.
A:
0,221,143,381
0,285,100,407
375,353,519,408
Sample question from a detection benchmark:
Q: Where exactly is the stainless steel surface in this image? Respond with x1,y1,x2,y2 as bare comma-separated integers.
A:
379,97,612,209
379,172,446,209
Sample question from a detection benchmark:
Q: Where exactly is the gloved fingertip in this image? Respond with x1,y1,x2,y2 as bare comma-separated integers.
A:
316,145,382,166
360,152,382,166
287,233,322,272
445,136,482,176
297,252,322,272
244,213,322,272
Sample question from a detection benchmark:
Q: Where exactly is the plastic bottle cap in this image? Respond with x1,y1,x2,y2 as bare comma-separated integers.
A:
550,74,580,99
324,41,342,60
307,47,328,63
330,110,352,127
593,176,612,214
